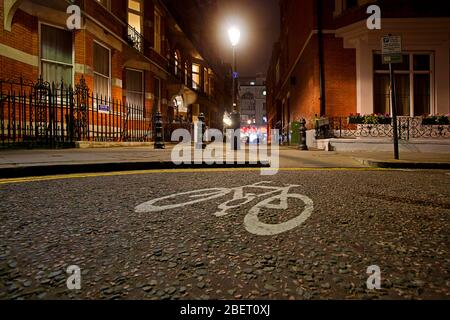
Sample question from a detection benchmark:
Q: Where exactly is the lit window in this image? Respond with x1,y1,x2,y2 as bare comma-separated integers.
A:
192,64,200,90
128,0,142,34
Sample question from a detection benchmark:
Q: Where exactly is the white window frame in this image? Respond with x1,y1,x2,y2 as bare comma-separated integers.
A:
373,52,435,116
38,21,75,86
93,40,112,99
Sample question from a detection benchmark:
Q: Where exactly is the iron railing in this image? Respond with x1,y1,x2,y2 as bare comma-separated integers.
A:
126,24,144,53
318,117,450,140
0,77,153,148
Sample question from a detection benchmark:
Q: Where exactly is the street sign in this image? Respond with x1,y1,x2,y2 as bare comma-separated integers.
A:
98,105,110,114
381,35,402,160
382,35,402,64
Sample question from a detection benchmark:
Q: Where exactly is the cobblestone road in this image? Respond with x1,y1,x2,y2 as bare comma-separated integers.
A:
0,169,449,300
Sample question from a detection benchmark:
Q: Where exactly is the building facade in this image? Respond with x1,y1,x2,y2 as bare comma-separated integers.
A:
266,0,450,137
238,75,267,143
0,0,231,144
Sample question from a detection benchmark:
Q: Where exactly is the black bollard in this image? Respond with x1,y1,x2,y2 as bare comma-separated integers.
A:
298,118,308,151
154,111,165,149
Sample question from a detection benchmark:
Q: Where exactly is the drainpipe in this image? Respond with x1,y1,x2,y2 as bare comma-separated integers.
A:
317,0,326,117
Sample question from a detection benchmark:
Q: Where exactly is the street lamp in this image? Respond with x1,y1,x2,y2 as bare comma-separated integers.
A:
228,26,240,113
228,26,241,150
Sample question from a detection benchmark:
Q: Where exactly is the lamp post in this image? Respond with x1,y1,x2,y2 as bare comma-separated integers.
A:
228,26,241,150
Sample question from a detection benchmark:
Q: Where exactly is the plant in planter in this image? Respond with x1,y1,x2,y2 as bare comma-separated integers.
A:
422,115,450,125
348,114,391,125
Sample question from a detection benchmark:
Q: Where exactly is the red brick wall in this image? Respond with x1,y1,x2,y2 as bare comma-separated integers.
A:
323,35,357,117
0,9,38,81
286,38,320,128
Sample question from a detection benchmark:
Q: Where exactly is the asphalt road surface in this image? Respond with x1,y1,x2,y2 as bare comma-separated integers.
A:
0,168,449,300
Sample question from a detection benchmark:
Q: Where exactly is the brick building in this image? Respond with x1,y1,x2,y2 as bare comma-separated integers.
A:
0,0,231,143
266,0,450,139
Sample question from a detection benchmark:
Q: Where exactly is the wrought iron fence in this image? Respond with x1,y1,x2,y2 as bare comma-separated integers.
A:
127,24,144,53
320,116,450,140
0,77,153,148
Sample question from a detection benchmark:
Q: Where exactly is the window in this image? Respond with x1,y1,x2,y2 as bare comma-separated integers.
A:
40,24,73,86
153,77,161,114
192,64,200,90
126,69,144,116
209,70,215,97
174,51,180,76
204,67,209,93
154,9,162,54
128,0,142,34
275,59,280,84
93,42,111,98
184,62,189,86
373,53,432,116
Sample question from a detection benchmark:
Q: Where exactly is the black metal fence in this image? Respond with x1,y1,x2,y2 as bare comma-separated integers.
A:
0,77,153,148
319,117,450,140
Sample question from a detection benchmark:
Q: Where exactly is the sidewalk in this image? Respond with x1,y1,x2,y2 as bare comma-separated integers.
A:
0,146,449,178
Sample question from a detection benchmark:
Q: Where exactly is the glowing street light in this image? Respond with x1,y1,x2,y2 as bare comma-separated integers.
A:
228,26,241,151
228,27,241,47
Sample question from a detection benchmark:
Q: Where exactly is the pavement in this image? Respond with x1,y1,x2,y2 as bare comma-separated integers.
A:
0,168,449,300
0,145,449,178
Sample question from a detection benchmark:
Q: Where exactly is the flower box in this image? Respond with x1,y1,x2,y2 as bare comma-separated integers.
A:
348,115,392,125
422,116,450,126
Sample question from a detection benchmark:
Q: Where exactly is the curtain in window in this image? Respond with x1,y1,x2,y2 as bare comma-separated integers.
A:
41,25,73,85
42,63,73,86
395,74,410,116
126,70,144,116
374,74,390,115
414,74,430,116
94,75,109,99
94,44,109,77
94,44,110,98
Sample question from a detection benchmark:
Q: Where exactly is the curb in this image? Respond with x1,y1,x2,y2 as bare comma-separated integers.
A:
0,161,271,179
356,158,450,169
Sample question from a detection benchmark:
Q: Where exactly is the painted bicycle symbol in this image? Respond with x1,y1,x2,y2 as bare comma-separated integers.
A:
135,182,314,236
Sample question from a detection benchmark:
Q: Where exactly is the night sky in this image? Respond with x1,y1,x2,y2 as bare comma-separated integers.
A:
216,0,280,77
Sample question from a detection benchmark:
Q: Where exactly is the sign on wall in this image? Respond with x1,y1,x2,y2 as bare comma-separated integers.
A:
98,105,111,114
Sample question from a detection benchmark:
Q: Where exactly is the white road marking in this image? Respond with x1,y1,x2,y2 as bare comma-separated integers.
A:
135,182,314,236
